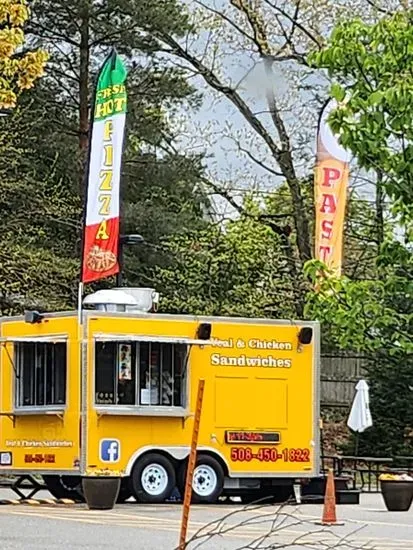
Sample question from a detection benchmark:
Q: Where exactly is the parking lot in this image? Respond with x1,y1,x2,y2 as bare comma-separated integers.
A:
0,489,413,549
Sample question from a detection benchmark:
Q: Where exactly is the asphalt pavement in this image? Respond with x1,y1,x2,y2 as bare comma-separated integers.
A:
0,489,412,549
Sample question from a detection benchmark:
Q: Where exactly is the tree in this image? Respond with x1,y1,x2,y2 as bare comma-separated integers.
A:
154,196,300,318
0,0,211,312
0,1,76,314
27,0,201,185
145,0,405,273
0,105,79,313
309,9,413,233
153,186,381,319
0,0,48,109
305,244,412,455
305,8,413,455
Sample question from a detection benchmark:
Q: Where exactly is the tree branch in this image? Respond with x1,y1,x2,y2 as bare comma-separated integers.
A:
157,34,282,160
28,23,80,47
262,0,323,49
364,0,393,15
237,143,284,177
194,0,255,44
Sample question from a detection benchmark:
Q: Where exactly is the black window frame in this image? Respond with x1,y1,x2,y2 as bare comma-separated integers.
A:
14,341,67,409
94,340,189,409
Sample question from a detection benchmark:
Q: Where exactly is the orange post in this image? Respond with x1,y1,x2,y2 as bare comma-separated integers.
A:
316,468,344,526
178,378,205,550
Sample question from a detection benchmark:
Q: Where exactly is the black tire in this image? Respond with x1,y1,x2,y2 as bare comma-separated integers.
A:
117,478,133,503
178,454,224,504
131,453,176,503
42,475,84,502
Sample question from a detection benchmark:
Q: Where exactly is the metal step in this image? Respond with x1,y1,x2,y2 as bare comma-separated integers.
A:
302,476,350,496
301,489,361,505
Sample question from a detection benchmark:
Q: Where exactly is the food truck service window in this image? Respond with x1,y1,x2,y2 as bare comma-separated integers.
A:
15,342,67,408
95,341,187,408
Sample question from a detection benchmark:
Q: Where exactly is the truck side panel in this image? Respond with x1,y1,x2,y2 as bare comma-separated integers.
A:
85,314,319,478
0,315,81,473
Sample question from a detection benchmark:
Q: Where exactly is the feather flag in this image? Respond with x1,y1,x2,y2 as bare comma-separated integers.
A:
81,50,127,284
314,101,351,276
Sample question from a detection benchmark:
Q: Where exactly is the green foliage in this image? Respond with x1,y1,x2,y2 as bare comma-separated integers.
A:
305,242,412,455
306,8,413,455
153,195,300,318
304,255,412,356
0,106,79,313
0,0,209,311
152,188,381,320
309,10,413,231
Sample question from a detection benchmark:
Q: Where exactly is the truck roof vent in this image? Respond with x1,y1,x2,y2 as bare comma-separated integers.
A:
83,287,159,313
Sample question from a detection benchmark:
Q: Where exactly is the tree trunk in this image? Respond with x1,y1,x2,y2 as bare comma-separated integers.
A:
79,2,90,197
263,58,312,264
284,170,312,264
375,170,384,249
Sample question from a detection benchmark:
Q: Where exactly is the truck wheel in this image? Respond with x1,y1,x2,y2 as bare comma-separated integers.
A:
131,453,176,503
178,455,224,504
42,475,84,502
117,478,133,503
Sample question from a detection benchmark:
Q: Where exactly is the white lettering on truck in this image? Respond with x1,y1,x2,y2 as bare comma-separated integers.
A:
211,354,292,368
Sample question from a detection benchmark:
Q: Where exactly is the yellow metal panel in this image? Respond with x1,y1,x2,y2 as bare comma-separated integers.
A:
0,311,319,479
0,315,81,472
85,314,318,477
214,376,288,429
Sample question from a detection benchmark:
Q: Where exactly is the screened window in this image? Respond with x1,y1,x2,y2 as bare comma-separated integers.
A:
95,341,188,407
15,342,67,408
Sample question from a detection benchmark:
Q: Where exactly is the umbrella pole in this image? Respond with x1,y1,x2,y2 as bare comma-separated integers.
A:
354,432,359,457
319,419,325,472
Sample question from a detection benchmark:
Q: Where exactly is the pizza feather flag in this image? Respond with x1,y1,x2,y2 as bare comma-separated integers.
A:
81,49,127,284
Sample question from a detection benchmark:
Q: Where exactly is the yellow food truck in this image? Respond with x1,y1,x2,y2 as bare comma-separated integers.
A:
0,287,320,504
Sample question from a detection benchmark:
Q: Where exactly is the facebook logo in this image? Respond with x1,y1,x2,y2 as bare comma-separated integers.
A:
100,439,120,463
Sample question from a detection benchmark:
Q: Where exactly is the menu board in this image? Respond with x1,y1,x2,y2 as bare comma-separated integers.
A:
118,344,132,381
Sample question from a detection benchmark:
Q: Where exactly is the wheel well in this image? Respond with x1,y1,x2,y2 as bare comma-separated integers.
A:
129,448,229,478
130,449,180,473
193,451,229,477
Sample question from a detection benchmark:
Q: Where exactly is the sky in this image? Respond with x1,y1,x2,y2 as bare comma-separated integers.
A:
165,1,378,222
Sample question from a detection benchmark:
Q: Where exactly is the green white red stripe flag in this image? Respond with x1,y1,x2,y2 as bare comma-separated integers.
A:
81,50,127,284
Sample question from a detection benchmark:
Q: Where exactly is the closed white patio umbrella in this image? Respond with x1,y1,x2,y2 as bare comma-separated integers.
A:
348,379,373,433
347,379,373,455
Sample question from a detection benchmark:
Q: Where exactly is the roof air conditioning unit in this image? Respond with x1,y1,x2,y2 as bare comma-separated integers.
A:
83,289,138,312
83,288,159,313
113,287,159,313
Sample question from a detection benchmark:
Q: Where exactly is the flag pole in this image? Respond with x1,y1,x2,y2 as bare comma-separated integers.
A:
77,282,83,326
313,98,331,292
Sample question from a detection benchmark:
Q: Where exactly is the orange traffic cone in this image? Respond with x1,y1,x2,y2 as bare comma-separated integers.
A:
315,469,344,526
